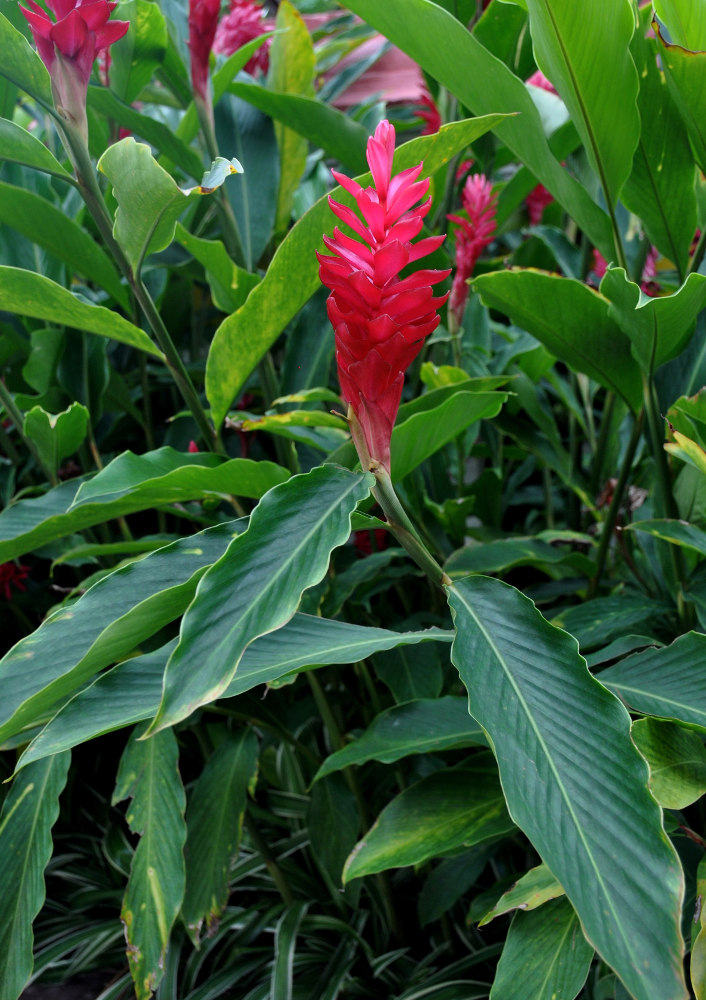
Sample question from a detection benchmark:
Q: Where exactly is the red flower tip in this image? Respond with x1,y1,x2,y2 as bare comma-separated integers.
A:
447,173,497,327
213,0,272,75
187,439,200,453
526,69,558,95
414,90,441,135
0,562,30,601
526,181,554,225
189,0,220,103
318,119,449,473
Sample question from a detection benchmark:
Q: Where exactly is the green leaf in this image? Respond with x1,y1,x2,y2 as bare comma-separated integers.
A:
599,632,706,733
343,757,514,882
447,575,687,1000
600,268,706,375
315,697,487,782
70,447,288,508
625,518,706,556
631,717,706,809
231,83,368,176
551,594,670,651
691,855,706,1000
342,0,614,257
656,24,706,173
149,465,374,733
23,402,89,482
204,114,508,428
654,0,706,50
110,0,167,104
113,725,186,1000
182,730,258,944
445,531,593,578
16,618,452,767
473,269,642,412
373,641,444,703
307,775,359,884
0,521,243,746
0,266,161,357
479,864,565,925
271,903,309,1000
490,899,593,1000
0,752,70,1000
621,21,697,278
97,138,242,274
0,10,52,106
524,0,639,214
0,118,72,180
269,2,315,236
173,222,259,313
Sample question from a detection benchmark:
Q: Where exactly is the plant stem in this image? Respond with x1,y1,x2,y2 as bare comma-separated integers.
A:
588,408,644,598
196,98,247,267
0,381,56,484
243,810,294,906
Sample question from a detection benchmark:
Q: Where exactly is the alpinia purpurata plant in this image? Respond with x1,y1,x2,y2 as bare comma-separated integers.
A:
3,0,706,998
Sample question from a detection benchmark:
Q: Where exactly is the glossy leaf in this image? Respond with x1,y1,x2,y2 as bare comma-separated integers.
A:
0,522,243,746
599,632,706,733
632,717,706,809
524,0,639,213
113,725,186,1000
23,402,89,483
0,118,72,180
205,114,508,428
626,518,706,557
314,697,487,782
445,531,593,578
447,575,687,1000
479,864,565,925
182,730,258,944
342,0,613,256
551,594,670,651
0,10,51,106
654,0,706,51
601,268,706,375
150,466,374,732
490,899,593,1000
474,269,642,412
343,757,514,881
0,752,70,1000
0,266,161,357
109,0,167,105
17,618,452,767
657,25,706,173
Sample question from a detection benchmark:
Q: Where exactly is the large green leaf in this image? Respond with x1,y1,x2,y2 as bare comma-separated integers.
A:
601,268,706,375
0,752,70,1000
343,757,514,881
17,618,452,768
342,0,614,256
474,269,642,411
599,632,706,732
654,0,706,50
182,730,258,944
622,21,697,279
656,24,706,173
524,0,639,216
0,267,161,356
0,522,243,746
0,118,72,181
447,575,686,1000
113,725,186,1000
631,717,706,809
314,697,487,781
490,899,593,1000
204,115,508,428
149,465,374,732
0,10,52,106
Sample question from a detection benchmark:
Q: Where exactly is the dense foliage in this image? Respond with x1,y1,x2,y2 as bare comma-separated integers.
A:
1,1,706,998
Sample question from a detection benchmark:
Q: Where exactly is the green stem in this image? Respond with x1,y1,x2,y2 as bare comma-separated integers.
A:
196,99,247,268
589,390,616,497
243,810,294,906
588,408,644,598
0,381,56,484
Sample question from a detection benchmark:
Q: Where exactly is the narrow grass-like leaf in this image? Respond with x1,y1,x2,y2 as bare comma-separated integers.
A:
149,466,374,732
182,730,259,944
490,899,593,1000
114,726,186,1000
314,697,487,781
0,752,70,1000
447,575,687,1000
0,522,243,746
343,758,514,881
271,903,309,1000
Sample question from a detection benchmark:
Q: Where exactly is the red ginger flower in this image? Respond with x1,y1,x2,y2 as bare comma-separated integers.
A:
0,562,30,601
317,119,450,473
189,0,221,104
20,0,128,137
447,173,497,327
213,0,271,74
414,90,441,136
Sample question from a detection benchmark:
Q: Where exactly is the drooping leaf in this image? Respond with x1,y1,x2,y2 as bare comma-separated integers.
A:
626,518,706,557
0,752,70,1000
182,730,258,944
0,10,52,106
113,725,186,1000
0,118,72,180
204,114,508,428
23,402,89,483
447,575,687,1000
479,864,565,925
343,757,514,881
314,697,487,782
149,466,374,733
490,899,594,1000
631,717,706,809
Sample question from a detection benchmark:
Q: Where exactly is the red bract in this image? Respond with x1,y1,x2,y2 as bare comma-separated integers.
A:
317,120,449,473
0,562,30,601
213,0,271,74
20,0,128,134
447,173,497,327
526,181,554,225
414,90,441,135
189,0,220,103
